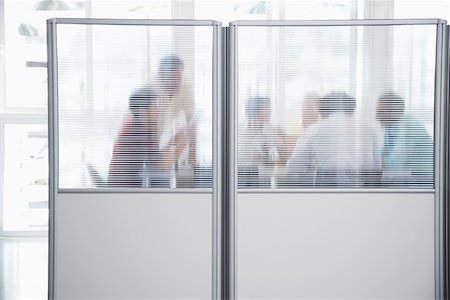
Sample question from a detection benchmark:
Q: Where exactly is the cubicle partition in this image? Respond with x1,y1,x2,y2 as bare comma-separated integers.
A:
47,19,221,299
48,18,448,300
229,19,448,300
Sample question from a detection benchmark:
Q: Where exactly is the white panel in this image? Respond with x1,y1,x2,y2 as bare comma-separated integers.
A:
54,193,212,300
237,193,434,300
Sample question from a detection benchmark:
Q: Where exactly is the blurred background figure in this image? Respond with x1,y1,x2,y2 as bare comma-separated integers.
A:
155,55,197,186
302,93,321,130
287,91,381,187
109,86,193,188
239,96,288,187
283,93,322,165
376,92,433,186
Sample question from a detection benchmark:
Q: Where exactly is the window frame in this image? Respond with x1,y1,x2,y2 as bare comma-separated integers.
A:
230,19,443,192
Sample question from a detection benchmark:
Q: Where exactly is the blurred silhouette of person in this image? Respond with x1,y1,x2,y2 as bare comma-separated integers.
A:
287,92,381,187
239,96,288,187
108,87,159,187
108,87,191,187
156,55,197,174
284,93,322,161
376,92,433,186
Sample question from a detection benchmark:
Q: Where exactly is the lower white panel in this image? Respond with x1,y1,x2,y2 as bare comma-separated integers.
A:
54,193,212,300
237,193,435,300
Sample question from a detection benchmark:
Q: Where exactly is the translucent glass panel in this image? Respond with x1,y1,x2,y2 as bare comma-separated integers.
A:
237,25,436,188
56,24,213,188
3,124,48,231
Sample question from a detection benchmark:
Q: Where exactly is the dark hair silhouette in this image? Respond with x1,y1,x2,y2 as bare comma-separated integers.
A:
159,55,184,73
320,91,356,118
378,92,405,113
245,96,271,127
129,87,158,118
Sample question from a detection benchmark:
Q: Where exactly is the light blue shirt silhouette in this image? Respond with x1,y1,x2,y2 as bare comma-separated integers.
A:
381,115,433,187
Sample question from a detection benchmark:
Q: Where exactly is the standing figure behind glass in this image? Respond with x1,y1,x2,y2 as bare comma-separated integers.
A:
376,92,433,187
155,55,196,187
286,92,381,187
238,96,288,187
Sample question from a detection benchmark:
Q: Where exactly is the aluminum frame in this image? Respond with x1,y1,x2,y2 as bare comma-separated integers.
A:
228,19,448,300
221,26,231,300
228,22,238,300
212,21,222,300
435,21,449,300
49,17,221,194
57,188,212,194
48,18,220,26
238,189,436,194
47,18,57,300
47,18,222,300
445,25,450,300
230,19,446,27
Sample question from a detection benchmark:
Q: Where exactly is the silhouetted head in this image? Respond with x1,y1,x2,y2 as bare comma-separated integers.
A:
159,55,184,92
245,96,271,128
129,87,159,120
376,92,405,126
319,91,356,118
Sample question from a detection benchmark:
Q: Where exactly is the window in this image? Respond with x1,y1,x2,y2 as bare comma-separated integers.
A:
284,0,354,19
394,0,449,20
1,0,86,233
195,1,268,23
3,124,48,231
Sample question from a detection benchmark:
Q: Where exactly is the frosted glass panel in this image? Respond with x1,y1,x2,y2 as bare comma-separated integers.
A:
56,24,213,188
237,25,436,188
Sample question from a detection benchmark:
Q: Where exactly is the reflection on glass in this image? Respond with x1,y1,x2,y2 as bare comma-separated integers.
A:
57,25,213,188
238,96,289,187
